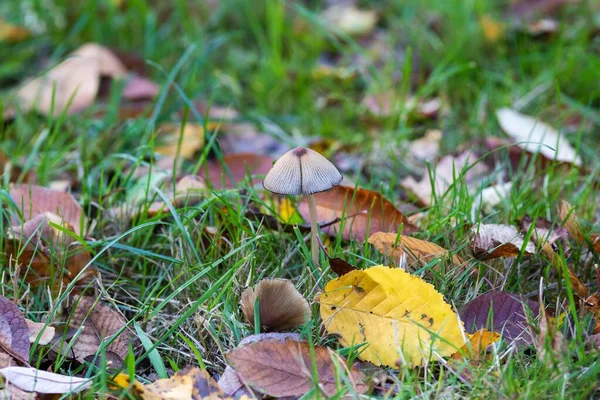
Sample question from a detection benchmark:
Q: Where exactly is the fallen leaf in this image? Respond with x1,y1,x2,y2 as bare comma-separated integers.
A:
67,295,131,363
15,43,126,116
329,257,357,277
0,19,30,42
5,212,93,286
496,108,582,166
115,367,241,400
0,367,91,394
319,266,466,367
401,152,490,207
122,76,160,101
408,130,442,161
0,296,29,365
527,18,559,35
520,216,569,255
557,200,584,243
510,0,580,20
321,5,378,36
226,333,366,397
475,182,513,214
535,299,567,366
240,279,310,332
460,291,539,346
201,153,274,189
25,320,55,346
368,232,465,269
471,224,535,260
155,123,205,159
10,184,86,236
217,366,254,399
452,329,500,361
297,185,419,242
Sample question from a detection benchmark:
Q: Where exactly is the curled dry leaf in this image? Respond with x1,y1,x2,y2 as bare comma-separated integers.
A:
226,333,366,397
217,366,254,399
240,279,310,332
536,301,567,366
5,212,93,286
155,123,205,159
471,224,535,260
0,296,30,365
114,366,243,400
329,257,358,277
25,320,55,345
201,153,274,190
401,152,489,207
558,200,584,243
67,296,131,363
9,184,86,236
368,232,465,269
460,291,539,346
297,185,419,242
496,108,582,166
319,266,465,367
0,367,91,394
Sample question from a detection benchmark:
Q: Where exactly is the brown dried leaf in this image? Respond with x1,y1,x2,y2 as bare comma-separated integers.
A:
471,224,535,260
226,333,366,397
5,212,93,286
155,123,205,159
217,366,254,399
401,152,489,207
408,129,442,161
25,320,55,346
201,153,274,190
67,296,131,363
520,216,569,255
460,291,539,346
297,185,419,242
557,200,584,243
329,257,357,277
10,185,86,236
240,279,310,332
368,232,465,269
0,296,29,364
122,76,160,101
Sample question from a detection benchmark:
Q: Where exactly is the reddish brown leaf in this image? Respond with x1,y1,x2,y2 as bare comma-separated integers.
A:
67,296,131,363
329,257,357,277
122,76,159,101
460,291,539,346
0,296,29,365
297,185,419,242
471,224,535,260
201,153,274,189
5,212,93,286
10,185,86,236
226,333,366,397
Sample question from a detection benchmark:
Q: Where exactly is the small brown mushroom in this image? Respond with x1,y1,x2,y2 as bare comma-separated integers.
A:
263,147,342,266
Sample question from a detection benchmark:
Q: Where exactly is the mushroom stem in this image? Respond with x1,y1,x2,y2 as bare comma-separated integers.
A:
307,194,320,267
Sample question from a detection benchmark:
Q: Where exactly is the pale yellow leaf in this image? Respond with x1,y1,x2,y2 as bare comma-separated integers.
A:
319,266,465,368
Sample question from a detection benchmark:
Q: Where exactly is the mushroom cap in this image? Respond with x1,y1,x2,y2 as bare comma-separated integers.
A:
263,147,343,195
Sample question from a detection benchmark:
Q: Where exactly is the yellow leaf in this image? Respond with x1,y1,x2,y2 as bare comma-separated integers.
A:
368,232,465,269
479,15,504,42
113,368,244,399
452,329,500,361
155,123,205,159
319,266,465,368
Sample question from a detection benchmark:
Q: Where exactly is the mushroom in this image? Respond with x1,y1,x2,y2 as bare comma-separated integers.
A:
263,147,342,267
